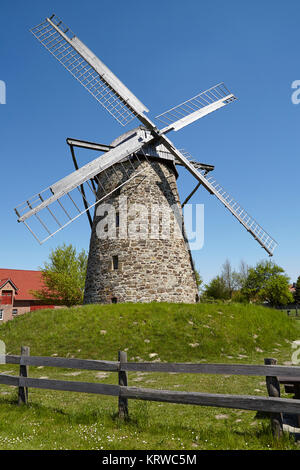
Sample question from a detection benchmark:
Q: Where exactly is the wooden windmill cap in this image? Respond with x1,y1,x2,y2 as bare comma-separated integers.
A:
110,126,178,174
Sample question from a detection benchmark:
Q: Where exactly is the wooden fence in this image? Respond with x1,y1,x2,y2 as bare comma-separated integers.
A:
1,347,300,438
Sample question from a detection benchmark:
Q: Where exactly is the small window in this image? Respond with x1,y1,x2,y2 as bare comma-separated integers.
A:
12,309,18,316
116,212,120,228
0,310,3,321
112,255,119,270
111,297,118,304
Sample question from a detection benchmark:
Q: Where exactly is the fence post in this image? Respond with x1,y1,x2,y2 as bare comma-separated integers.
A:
118,350,128,419
264,358,283,438
294,383,300,427
18,346,30,405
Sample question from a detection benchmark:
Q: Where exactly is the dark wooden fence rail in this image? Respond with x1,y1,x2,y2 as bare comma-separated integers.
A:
0,347,300,438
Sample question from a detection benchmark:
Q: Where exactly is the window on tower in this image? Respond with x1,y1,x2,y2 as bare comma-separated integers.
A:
112,255,119,270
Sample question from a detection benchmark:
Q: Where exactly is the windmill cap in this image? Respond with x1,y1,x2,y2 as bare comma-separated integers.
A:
110,126,147,147
110,126,177,172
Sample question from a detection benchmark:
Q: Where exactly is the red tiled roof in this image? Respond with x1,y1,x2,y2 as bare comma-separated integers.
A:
0,269,45,301
0,278,9,288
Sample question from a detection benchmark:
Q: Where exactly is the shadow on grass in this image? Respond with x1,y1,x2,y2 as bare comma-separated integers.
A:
0,393,116,426
254,410,271,419
0,395,19,406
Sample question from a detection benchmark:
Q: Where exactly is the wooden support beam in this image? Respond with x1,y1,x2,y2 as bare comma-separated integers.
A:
182,182,202,208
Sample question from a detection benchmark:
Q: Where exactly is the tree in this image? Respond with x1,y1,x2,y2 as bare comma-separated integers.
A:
194,269,203,295
220,259,243,297
31,244,88,307
234,260,249,290
242,260,293,306
202,259,248,301
258,275,294,307
203,275,231,300
294,276,300,304
221,259,234,297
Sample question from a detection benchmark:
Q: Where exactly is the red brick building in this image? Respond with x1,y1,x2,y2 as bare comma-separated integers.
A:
0,269,54,322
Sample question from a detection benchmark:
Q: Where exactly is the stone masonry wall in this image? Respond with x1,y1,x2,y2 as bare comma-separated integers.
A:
84,155,198,304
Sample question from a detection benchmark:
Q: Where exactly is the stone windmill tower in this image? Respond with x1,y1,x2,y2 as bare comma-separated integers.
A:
84,127,199,304
15,15,278,304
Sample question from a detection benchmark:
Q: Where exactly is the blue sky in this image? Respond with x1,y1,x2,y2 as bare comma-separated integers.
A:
0,0,299,285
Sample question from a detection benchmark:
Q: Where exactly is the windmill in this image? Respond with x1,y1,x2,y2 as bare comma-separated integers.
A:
14,14,277,304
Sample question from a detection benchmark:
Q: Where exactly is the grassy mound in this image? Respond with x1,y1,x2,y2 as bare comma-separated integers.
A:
0,302,297,362
0,303,299,450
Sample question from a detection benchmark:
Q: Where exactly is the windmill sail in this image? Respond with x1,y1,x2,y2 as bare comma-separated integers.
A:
20,14,277,256
30,15,153,128
156,83,237,133
158,134,277,256
202,174,277,255
15,131,153,244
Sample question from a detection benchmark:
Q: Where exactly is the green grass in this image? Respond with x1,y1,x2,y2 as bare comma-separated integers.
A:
279,308,300,319
0,302,299,450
